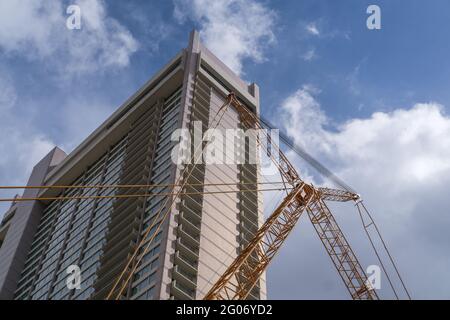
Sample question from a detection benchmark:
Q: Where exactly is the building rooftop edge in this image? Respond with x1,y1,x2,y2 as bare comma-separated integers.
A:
40,30,260,193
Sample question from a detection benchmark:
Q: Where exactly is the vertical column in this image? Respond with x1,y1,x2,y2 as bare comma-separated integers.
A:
162,30,202,300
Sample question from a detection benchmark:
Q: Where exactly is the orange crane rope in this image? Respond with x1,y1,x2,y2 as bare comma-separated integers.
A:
0,187,291,203
0,181,285,191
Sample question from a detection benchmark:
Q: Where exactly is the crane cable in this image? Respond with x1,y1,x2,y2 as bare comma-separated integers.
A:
355,200,399,299
0,187,291,203
0,181,285,193
258,115,356,193
259,114,412,299
356,200,412,300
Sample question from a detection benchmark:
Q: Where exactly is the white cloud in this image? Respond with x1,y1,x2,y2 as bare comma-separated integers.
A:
301,48,317,61
306,22,320,36
269,86,450,298
346,60,366,96
0,77,55,216
0,0,139,77
0,0,141,216
125,4,173,53
281,85,329,152
0,77,17,111
0,82,55,176
302,20,350,41
58,97,113,152
281,87,450,189
173,0,276,75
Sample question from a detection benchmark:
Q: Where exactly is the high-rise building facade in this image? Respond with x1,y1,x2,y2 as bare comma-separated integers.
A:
0,31,266,300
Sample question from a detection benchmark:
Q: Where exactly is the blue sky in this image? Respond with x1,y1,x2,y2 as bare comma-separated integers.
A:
1,0,450,299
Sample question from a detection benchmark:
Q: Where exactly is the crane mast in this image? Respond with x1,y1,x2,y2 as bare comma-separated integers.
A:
204,93,378,300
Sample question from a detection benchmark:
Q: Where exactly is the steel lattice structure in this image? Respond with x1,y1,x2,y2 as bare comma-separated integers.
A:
204,93,378,300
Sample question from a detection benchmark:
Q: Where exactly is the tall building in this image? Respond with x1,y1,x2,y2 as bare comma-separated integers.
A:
0,31,266,300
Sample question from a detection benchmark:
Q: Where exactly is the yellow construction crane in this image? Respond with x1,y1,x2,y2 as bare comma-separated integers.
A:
0,94,410,300
203,93,378,300
102,92,409,301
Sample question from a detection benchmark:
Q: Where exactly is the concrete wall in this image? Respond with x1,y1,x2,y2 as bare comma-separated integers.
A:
0,147,66,299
